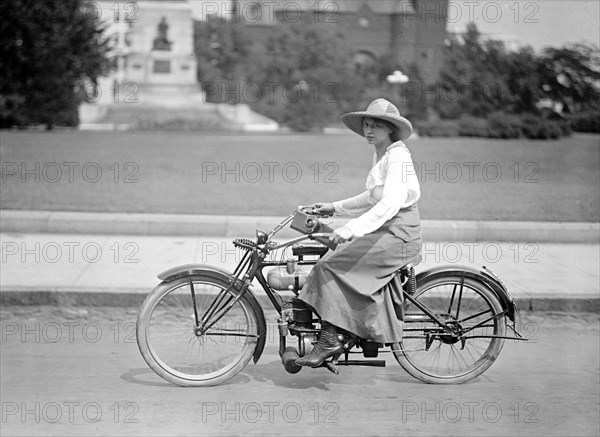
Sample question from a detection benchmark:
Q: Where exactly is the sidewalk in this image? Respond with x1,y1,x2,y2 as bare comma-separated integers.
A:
1,232,598,312
1,210,599,243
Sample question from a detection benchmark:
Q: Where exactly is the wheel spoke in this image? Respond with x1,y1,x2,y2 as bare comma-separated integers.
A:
458,308,492,324
190,278,200,327
455,277,464,320
447,284,457,314
460,313,502,336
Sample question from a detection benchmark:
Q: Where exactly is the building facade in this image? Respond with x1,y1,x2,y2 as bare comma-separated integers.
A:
233,0,449,83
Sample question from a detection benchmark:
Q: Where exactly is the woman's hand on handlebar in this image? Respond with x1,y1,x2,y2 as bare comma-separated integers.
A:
303,203,335,217
329,225,354,244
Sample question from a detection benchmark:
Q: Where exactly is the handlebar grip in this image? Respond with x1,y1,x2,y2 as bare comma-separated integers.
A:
312,222,338,251
313,236,337,251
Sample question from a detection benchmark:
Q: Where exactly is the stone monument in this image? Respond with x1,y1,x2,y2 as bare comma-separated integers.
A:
79,0,277,131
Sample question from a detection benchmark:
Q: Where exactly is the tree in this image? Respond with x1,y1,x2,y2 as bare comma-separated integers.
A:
437,23,517,118
504,47,542,114
538,43,600,114
243,19,364,131
194,15,252,103
193,13,370,130
0,0,112,128
436,23,600,122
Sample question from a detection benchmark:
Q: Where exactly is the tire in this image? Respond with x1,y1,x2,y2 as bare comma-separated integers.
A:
394,275,507,384
136,275,260,387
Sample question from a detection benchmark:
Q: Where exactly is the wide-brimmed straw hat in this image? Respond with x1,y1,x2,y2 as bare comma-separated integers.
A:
341,98,413,141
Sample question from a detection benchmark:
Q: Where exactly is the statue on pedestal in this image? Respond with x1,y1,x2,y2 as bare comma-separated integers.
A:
153,17,172,51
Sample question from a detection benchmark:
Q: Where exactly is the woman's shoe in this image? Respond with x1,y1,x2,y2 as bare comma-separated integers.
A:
295,321,345,368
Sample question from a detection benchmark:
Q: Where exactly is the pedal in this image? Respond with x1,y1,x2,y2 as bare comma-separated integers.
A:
323,361,339,375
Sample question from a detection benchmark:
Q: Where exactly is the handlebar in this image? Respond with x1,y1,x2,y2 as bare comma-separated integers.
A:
268,233,337,251
262,208,339,251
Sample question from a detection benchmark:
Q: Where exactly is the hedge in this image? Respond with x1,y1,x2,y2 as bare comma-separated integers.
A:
414,112,574,139
414,119,460,137
458,115,489,137
567,111,600,133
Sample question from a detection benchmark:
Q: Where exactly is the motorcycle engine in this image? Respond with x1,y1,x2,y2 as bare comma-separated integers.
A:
282,298,313,326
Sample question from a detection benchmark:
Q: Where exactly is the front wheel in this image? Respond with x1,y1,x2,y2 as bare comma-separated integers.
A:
394,275,507,384
137,275,260,386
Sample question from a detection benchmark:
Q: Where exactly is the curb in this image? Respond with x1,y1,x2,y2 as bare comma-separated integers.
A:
1,289,598,313
1,210,599,243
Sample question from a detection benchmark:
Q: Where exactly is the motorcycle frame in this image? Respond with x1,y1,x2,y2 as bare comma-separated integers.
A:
168,210,525,351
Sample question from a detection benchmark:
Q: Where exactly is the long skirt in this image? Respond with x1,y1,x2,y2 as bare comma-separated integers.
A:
298,204,422,343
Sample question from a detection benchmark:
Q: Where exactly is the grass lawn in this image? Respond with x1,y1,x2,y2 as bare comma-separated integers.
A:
0,130,598,222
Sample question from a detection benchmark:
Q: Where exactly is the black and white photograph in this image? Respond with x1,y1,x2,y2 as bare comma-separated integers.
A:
1,0,599,435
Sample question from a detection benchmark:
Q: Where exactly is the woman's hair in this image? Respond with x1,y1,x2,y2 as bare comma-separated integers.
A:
380,119,400,142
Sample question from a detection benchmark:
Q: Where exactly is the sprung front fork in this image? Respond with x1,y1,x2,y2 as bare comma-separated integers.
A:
194,250,261,336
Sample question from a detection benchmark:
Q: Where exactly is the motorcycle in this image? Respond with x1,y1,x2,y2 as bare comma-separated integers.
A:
136,207,527,386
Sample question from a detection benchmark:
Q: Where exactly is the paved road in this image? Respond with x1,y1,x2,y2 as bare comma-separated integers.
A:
1,306,598,436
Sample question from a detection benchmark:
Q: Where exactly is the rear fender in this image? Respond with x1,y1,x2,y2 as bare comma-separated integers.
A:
415,265,517,322
158,264,267,364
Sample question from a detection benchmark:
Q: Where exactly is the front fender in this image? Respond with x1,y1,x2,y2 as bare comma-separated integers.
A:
158,263,236,283
158,264,267,364
415,265,517,322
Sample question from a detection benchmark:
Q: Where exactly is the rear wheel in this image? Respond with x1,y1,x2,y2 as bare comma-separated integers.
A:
137,275,260,387
394,275,506,384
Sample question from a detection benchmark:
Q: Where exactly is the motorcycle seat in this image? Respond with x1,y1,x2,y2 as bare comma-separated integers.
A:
398,254,422,275
292,243,329,258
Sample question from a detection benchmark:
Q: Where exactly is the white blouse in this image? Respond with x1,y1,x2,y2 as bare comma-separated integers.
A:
332,141,421,237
